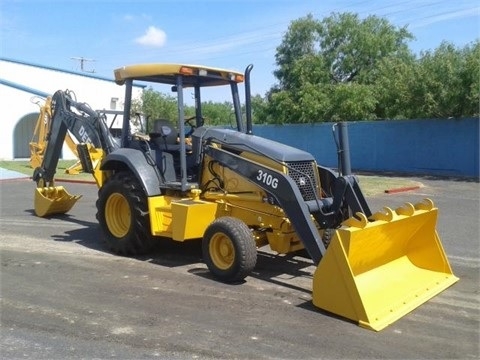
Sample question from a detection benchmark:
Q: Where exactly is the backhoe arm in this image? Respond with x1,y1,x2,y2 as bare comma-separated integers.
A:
32,90,117,185
29,96,53,169
32,90,118,217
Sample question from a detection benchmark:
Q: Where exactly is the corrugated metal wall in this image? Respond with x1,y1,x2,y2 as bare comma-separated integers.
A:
253,118,479,178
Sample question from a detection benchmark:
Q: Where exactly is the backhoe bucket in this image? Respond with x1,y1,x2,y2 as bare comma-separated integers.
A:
34,186,82,217
312,199,458,331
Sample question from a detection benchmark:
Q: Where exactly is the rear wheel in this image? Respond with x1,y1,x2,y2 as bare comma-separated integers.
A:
202,217,257,283
96,171,155,256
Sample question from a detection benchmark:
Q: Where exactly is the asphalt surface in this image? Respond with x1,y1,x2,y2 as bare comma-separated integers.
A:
0,176,479,359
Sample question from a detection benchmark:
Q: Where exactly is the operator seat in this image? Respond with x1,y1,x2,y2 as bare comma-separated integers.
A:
150,119,180,151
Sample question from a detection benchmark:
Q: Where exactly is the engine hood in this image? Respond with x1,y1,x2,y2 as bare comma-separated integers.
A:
193,127,315,162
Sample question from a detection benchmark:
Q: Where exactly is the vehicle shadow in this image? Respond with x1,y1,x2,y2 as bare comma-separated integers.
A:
28,208,333,313
31,208,316,282
186,249,348,324
187,249,315,294
27,208,204,266
25,209,106,252
29,208,348,323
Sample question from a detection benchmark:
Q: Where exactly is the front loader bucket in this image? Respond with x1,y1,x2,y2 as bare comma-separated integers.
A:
312,199,458,331
34,186,82,217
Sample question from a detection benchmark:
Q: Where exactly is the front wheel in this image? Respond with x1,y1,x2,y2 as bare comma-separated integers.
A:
96,172,155,256
202,217,257,283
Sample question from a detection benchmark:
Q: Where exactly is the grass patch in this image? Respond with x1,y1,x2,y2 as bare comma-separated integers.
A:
0,160,93,181
1,160,421,196
356,175,421,196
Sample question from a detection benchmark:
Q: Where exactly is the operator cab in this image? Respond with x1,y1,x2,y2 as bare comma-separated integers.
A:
114,64,247,192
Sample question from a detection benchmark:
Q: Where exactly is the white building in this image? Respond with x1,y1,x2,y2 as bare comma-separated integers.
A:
0,58,144,160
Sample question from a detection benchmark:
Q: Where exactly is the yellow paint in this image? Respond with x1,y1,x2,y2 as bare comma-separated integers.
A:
114,63,244,86
105,193,130,238
209,232,235,270
312,199,459,331
34,186,82,217
148,196,217,241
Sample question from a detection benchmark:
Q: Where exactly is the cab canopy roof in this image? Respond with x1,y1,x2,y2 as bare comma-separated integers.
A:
114,63,244,87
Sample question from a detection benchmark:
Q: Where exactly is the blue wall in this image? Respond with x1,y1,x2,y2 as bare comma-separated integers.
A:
253,118,479,178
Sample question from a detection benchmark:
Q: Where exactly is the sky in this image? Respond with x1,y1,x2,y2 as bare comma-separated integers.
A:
1,0,479,102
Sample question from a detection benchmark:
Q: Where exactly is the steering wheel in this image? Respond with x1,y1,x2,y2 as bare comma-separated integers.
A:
184,116,203,136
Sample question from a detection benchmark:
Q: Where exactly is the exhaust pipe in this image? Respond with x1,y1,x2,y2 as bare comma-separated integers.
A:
244,64,254,135
333,122,352,176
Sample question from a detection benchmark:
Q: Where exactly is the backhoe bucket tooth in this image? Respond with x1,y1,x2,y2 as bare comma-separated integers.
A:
34,186,82,217
312,199,458,331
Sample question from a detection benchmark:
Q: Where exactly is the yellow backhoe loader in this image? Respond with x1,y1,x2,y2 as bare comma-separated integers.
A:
32,63,458,331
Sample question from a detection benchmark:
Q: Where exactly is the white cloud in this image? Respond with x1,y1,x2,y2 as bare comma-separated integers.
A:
135,26,167,47
123,13,152,22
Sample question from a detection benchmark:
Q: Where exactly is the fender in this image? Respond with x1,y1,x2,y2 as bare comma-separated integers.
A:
101,148,162,196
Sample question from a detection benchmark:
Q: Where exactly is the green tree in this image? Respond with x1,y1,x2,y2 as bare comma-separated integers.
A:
376,41,479,118
375,53,419,119
319,12,412,84
463,40,480,117
201,101,235,126
274,14,321,90
418,42,471,117
250,94,269,124
131,88,240,128
274,12,413,87
262,54,332,124
329,83,377,121
131,87,178,132
265,12,414,123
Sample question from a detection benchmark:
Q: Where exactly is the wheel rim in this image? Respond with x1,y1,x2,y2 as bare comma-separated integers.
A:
105,193,131,238
209,233,235,270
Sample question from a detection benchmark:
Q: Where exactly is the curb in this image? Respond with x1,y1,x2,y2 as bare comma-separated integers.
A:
0,176,95,184
384,185,421,194
54,178,96,184
0,176,30,183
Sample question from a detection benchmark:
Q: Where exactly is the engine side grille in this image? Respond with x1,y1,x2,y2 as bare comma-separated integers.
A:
286,161,318,201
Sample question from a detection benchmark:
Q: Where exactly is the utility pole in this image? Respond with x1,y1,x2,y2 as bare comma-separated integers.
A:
70,57,96,73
